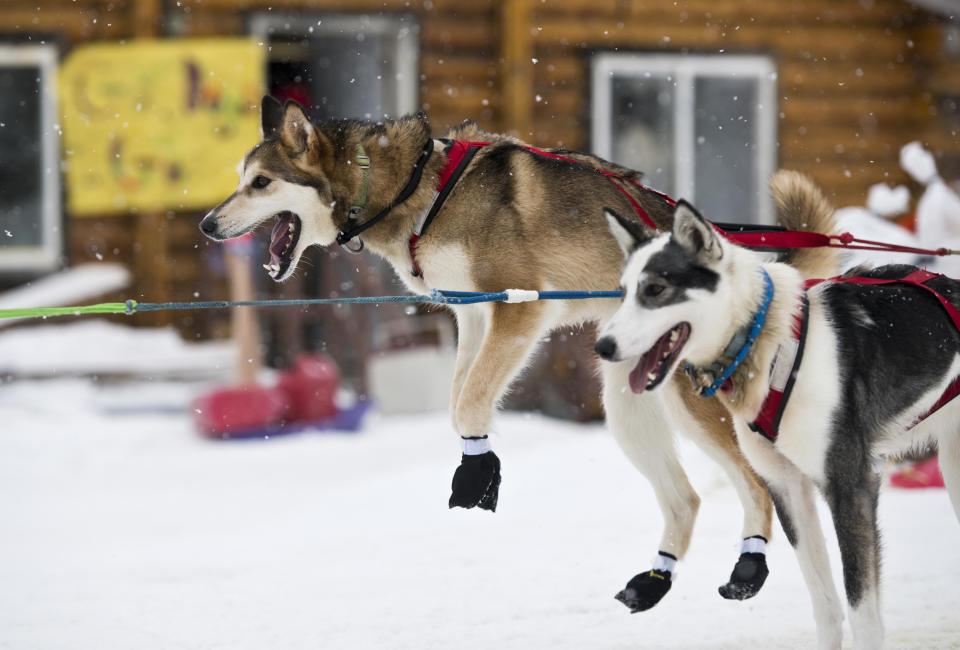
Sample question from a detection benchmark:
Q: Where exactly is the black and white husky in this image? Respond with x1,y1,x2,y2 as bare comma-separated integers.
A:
595,200,960,649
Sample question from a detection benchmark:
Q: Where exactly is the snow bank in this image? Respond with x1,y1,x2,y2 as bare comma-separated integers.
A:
0,320,233,378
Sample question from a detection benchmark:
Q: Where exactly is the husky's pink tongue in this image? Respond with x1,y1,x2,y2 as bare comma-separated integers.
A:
269,212,295,265
627,332,673,394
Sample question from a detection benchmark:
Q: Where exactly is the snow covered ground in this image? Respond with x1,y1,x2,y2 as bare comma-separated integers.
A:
1,376,958,649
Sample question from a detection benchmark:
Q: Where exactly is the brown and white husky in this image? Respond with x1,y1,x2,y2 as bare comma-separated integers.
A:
199,96,838,611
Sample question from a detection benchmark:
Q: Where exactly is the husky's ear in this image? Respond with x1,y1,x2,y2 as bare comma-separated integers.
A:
261,95,283,138
280,100,334,172
673,200,722,262
280,100,315,154
604,207,646,255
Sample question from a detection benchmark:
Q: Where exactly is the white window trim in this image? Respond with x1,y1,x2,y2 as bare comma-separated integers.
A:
249,13,419,118
592,53,777,224
0,44,62,272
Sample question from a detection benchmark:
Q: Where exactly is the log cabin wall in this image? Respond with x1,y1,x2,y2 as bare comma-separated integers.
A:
1,0,957,417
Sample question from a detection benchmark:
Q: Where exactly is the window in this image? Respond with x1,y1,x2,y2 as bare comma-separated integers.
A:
0,44,61,272
250,13,419,120
592,54,777,224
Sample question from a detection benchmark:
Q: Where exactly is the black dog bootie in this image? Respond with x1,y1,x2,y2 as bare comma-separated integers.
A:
718,551,769,600
448,450,501,511
615,569,672,612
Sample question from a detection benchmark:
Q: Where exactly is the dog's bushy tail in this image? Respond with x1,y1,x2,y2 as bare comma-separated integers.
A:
771,170,840,280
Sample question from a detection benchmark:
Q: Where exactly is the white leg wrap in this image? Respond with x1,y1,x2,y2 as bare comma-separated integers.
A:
652,552,677,574
461,436,492,455
741,536,767,555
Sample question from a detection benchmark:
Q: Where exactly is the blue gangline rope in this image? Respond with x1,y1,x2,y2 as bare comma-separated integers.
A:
0,289,625,321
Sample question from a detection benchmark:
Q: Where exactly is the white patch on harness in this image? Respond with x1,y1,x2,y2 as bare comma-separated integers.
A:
769,338,799,392
504,289,540,303
461,437,492,455
413,191,439,236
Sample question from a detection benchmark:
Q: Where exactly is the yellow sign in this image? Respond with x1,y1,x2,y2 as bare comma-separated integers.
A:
60,39,264,215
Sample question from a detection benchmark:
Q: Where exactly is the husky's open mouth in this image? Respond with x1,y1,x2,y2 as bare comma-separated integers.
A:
262,211,302,280
628,322,691,394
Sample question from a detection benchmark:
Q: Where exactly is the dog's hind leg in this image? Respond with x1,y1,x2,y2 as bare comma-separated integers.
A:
601,361,700,612
736,427,844,650
671,379,774,601
824,465,883,650
448,301,553,511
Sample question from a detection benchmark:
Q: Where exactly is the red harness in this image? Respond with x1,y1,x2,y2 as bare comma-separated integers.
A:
750,269,960,441
407,140,670,277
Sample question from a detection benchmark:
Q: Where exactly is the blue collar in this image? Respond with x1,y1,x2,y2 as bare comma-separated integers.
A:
685,268,775,398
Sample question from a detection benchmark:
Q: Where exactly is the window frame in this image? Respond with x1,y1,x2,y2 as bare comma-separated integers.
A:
0,44,62,273
591,52,778,224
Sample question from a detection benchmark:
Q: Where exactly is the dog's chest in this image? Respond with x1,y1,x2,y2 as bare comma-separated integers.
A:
403,241,477,294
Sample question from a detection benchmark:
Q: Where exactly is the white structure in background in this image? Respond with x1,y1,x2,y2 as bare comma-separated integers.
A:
901,141,960,278
367,314,456,414
834,182,925,271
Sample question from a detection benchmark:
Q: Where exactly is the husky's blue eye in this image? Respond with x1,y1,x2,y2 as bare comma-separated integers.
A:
252,175,271,189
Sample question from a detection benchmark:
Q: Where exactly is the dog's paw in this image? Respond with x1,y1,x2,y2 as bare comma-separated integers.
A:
615,569,672,612
718,552,769,600
448,451,501,512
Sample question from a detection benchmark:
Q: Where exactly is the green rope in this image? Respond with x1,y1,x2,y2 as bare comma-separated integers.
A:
0,302,135,320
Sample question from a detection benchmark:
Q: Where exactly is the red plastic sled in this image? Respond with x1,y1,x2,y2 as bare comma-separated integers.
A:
192,353,369,440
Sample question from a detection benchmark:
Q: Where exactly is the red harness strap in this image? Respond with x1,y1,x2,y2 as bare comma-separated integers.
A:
754,269,960,441
723,230,954,258
749,297,809,441
805,269,960,331
408,140,490,277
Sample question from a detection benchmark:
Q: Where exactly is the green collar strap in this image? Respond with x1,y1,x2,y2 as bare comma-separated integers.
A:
350,145,371,216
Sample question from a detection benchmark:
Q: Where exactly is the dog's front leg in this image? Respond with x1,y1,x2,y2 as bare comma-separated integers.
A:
449,306,488,432
448,301,551,512
601,361,700,612
669,377,774,601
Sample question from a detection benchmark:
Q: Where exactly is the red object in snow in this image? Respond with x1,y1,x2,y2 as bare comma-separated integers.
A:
191,354,343,438
192,384,287,436
890,456,945,489
274,354,340,422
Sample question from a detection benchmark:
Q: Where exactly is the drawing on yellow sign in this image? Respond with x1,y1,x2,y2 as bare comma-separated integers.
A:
60,39,264,215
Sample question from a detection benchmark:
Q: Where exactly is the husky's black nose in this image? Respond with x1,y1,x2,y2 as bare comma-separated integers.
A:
199,214,219,236
594,336,618,360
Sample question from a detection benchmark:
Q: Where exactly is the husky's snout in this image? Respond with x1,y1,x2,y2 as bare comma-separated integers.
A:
594,336,619,361
199,213,221,238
